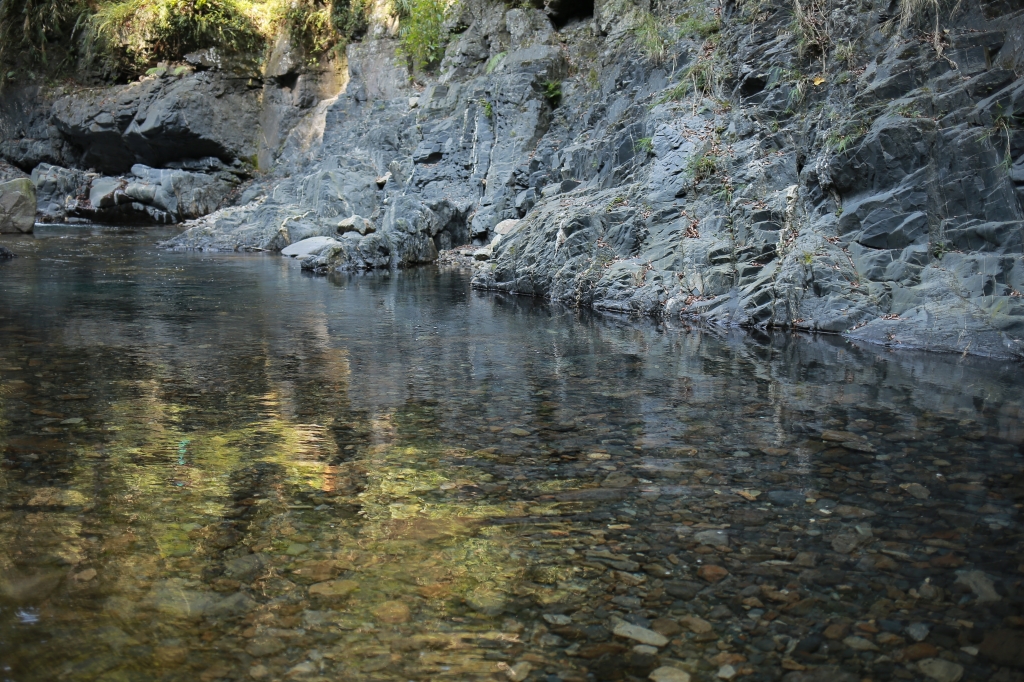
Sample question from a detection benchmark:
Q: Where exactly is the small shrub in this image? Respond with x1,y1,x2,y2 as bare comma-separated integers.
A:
398,0,450,71
686,152,719,182
479,98,493,118
635,136,653,155
542,79,561,108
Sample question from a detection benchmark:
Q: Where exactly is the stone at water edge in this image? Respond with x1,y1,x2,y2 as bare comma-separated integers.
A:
612,622,668,647
0,246,16,259
281,236,341,258
649,666,691,682
0,178,35,234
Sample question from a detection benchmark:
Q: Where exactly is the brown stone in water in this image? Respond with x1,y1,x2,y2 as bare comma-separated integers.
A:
697,565,728,583
577,642,627,659
978,630,1024,667
374,600,411,624
651,617,682,637
823,623,849,640
902,642,939,661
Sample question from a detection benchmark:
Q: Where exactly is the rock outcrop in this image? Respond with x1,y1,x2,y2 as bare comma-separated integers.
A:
177,0,1022,358
30,160,242,224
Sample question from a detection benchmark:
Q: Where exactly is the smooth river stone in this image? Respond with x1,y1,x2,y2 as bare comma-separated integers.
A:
613,622,668,647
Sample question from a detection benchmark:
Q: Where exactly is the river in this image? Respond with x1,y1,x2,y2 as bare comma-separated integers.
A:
1,227,1022,681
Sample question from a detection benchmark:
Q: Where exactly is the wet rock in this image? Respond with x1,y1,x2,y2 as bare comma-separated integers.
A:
678,615,713,634
665,581,703,600
694,529,729,546
374,600,411,624
612,622,668,647
308,579,358,599
907,623,930,642
697,565,729,583
782,666,859,682
842,635,878,651
955,570,1000,602
979,629,1024,668
246,636,286,657
649,667,691,682
0,570,63,603
917,658,964,682
0,245,15,259
650,618,681,637
0,178,35,233
223,553,269,582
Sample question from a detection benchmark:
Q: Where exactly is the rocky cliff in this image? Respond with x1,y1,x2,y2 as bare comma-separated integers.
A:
4,0,1024,359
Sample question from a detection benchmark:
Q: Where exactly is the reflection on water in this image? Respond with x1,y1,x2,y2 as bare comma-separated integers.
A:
0,228,1022,682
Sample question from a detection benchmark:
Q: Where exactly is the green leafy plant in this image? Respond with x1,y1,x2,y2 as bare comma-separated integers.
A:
0,0,89,72
801,251,814,265
541,79,561,108
484,51,505,74
635,136,653,155
88,0,265,75
398,0,449,71
479,98,493,118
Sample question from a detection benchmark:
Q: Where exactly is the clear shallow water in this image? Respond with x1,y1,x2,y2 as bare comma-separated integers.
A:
0,227,1022,682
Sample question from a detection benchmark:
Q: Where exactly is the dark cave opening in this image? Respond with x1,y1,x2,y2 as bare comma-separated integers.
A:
545,0,594,29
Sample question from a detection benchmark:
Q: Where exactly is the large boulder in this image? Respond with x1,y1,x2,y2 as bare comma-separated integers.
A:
51,72,261,174
0,178,36,233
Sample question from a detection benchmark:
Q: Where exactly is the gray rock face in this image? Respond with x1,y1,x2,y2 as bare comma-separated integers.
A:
164,0,1024,358
50,71,261,174
0,178,36,233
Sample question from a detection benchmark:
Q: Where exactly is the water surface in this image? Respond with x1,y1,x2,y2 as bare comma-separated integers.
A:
0,228,1022,682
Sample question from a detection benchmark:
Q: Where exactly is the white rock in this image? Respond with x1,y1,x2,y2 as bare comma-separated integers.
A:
612,622,668,647
649,667,691,682
542,613,571,625
918,658,964,682
717,664,737,680
955,570,1000,602
843,635,879,651
695,529,729,547
281,236,339,258
907,622,930,642
503,661,531,681
494,218,519,235
633,644,659,655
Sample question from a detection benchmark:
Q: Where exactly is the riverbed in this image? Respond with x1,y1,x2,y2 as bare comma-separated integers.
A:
1,227,1022,682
